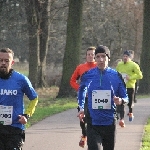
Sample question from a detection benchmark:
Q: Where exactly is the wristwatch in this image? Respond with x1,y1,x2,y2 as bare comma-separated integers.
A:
22,114,30,120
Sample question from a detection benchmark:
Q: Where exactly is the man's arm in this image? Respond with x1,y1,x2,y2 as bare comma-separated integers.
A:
18,97,38,124
130,63,143,80
77,75,87,122
117,73,129,103
25,97,38,117
70,66,80,91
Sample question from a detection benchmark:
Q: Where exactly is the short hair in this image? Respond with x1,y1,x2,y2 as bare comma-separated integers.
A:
86,46,96,54
0,48,14,57
87,46,96,51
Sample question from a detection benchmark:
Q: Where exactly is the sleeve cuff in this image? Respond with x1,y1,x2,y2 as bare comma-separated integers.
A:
79,106,84,111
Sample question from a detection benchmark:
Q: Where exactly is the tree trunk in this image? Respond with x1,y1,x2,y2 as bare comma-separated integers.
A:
138,0,150,94
38,0,51,87
24,0,51,88
24,0,39,88
57,0,84,97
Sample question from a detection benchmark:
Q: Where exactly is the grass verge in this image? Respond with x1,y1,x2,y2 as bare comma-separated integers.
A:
25,87,77,128
140,118,150,150
25,98,77,128
137,95,150,150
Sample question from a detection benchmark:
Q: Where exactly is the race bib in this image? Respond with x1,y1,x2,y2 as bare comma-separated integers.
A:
92,90,111,109
0,105,13,125
121,73,128,83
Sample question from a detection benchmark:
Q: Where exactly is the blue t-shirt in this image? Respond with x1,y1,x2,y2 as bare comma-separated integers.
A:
0,70,37,130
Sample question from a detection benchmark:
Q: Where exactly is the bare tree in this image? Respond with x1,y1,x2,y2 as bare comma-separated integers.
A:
138,0,150,94
0,0,144,88
24,0,51,88
57,0,84,97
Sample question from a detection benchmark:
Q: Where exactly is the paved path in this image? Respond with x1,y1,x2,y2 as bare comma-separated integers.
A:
23,98,150,150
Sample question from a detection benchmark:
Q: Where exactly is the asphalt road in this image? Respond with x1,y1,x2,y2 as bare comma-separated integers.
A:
23,98,150,150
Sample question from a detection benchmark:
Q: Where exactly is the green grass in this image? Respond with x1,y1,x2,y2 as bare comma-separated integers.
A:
140,118,150,150
137,95,150,150
137,94,150,99
25,97,77,128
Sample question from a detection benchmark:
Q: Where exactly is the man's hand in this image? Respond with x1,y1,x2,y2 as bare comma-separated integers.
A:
77,111,85,122
18,115,28,124
113,96,122,105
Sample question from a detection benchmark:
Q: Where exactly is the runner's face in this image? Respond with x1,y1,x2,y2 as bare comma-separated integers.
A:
0,52,14,75
123,54,130,63
95,53,108,70
86,50,95,62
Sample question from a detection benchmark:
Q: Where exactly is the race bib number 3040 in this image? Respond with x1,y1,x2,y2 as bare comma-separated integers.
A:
92,90,111,109
0,105,13,125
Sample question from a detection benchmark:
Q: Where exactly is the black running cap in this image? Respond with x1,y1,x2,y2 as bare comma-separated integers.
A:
95,45,110,59
123,50,131,57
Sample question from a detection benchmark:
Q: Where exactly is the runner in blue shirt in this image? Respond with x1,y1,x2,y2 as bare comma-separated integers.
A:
77,45,128,150
0,48,38,150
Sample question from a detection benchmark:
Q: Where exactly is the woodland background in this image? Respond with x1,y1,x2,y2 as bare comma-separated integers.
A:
0,0,150,96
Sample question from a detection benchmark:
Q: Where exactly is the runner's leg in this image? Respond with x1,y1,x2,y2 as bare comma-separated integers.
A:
87,123,102,150
0,136,5,150
134,82,138,103
127,88,135,113
102,124,116,150
5,126,25,150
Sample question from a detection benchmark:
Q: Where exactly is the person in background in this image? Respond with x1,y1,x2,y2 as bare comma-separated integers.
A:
70,46,96,148
116,50,143,127
0,48,38,150
134,77,139,103
128,50,140,103
112,58,126,127
78,45,128,150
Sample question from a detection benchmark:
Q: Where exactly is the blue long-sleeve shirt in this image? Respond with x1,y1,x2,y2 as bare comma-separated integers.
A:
78,67,128,125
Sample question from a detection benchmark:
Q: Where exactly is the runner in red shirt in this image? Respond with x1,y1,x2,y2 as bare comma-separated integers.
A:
70,46,96,148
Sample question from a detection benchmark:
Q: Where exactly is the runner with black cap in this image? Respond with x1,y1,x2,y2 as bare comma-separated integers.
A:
77,45,128,150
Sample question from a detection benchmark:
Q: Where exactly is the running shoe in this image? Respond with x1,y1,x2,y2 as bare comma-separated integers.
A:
119,119,125,127
79,135,87,148
129,113,134,121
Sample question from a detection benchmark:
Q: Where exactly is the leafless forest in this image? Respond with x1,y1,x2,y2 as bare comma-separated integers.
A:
0,0,143,87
